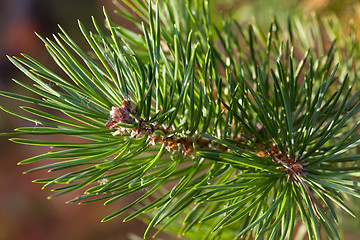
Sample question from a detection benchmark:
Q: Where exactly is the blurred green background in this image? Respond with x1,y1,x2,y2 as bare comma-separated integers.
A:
0,0,359,239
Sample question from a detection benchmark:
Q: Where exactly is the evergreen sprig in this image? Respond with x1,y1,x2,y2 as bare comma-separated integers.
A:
1,0,360,239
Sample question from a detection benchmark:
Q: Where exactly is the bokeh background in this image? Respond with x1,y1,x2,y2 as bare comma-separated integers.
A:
0,0,359,239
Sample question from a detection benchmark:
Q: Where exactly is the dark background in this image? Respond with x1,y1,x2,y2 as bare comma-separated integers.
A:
0,0,359,239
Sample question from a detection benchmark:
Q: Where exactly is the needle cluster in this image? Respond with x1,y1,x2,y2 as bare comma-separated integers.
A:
1,1,360,239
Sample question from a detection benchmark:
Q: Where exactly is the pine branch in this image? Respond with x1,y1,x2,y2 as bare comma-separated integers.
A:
1,0,360,239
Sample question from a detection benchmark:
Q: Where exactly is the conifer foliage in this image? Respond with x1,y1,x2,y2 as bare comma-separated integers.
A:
1,0,360,239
